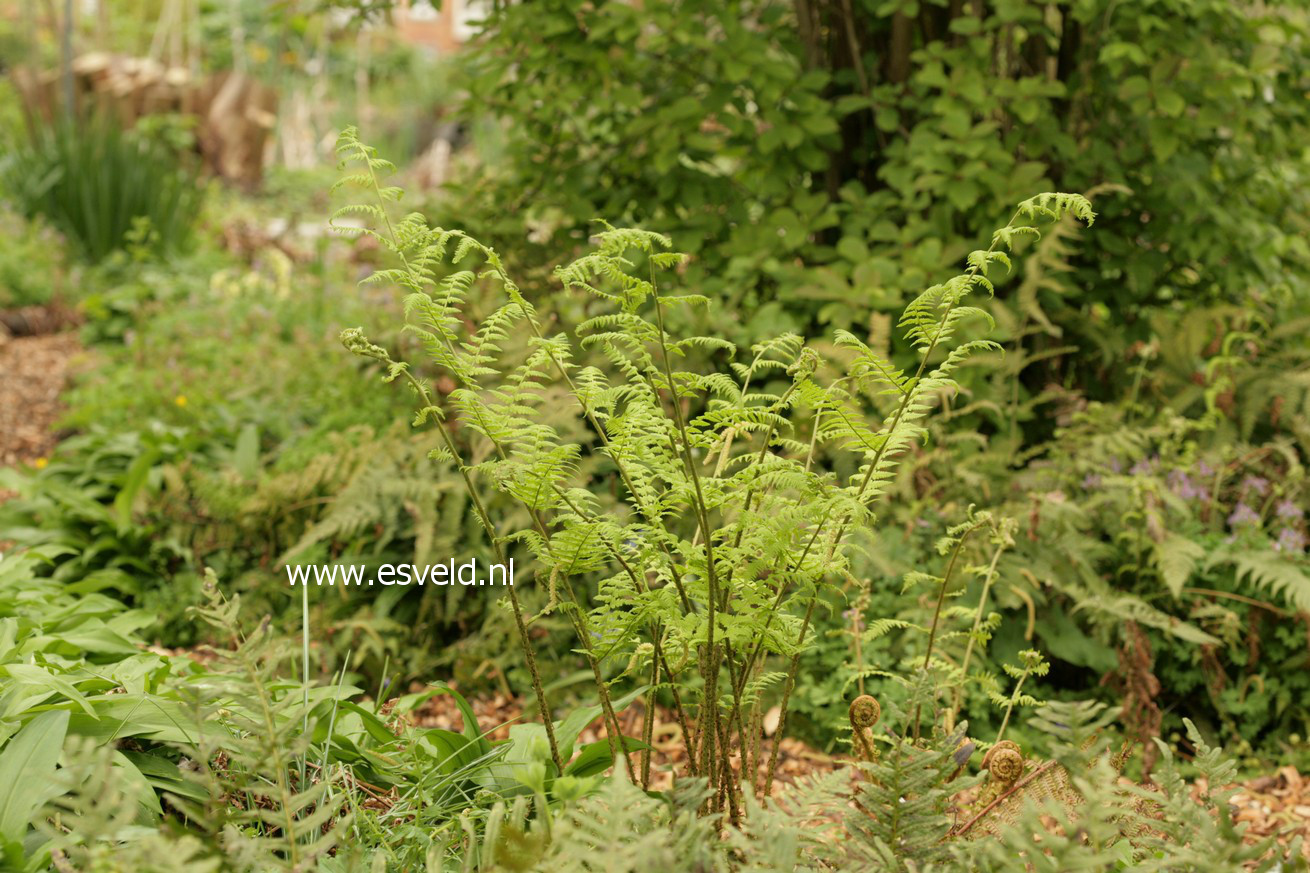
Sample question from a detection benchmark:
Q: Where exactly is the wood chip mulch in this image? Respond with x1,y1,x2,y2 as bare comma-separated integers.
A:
1224,766,1310,855
403,686,831,796
0,317,86,470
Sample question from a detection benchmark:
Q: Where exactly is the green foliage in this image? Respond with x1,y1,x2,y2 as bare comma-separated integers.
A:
1000,405,1310,755
334,126,1095,807
1,115,205,263
0,550,205,868
789,273,1310,759
39,740,221,873
0,209,67,308
177,576,347,869
845,718,967,867
0,242,508,672
435,698,1302,872
3,7,1306,865
0,550,191,750
447,0,1310,343
0,710,68,867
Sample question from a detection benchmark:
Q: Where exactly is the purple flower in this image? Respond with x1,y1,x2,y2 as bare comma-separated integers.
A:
1228,503,1260,527
1081,474,1103,491
1194,460,1215,478
1273,528,1307,553
1241,475,1269,496
1129,455,1160,476
1108,458,1123,474
1168,470,1204,500
1275,500,1303,520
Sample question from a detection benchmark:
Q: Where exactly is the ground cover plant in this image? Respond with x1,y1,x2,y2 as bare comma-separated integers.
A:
0,0,1309,869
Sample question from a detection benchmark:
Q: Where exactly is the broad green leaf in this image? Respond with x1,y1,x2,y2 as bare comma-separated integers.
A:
112,449,158,531
0,710,68,842
2,665,97,718
564,736,651,779
553,685,647,762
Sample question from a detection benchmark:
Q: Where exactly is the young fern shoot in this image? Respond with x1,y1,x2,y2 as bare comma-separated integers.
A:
331,126,1094,811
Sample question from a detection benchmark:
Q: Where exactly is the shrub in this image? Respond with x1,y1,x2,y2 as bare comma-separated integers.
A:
445,0,1310,374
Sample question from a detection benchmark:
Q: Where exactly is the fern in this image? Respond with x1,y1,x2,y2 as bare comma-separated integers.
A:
38,739,222,872
172,572,347,870
332,127,1096,811
1209,545,1310,612
1154,532,1207,598
842,678,970,870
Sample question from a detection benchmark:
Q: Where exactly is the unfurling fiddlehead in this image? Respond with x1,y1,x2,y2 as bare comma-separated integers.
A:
850,695,882,763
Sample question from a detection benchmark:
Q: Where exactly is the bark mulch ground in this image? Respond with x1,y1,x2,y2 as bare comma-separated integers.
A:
1227,767,1310,854
406,688,826,796
0,308,86,471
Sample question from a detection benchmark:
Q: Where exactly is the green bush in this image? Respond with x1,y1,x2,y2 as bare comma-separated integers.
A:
1,115,205,263
786,292,1310,764
446,0,1310,353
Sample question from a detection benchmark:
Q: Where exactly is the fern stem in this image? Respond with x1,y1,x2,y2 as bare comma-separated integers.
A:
761,209,1026,794
762,592,819,797
557,574,637,780
1182,587,1289,618
640,653,658,788
922,533,973,671
300,564,310,795
393,366,565,773
353,155,569,774
715,710,743,827
912,528,976,740
994,670,1029,745
647,270,726,800
656,645,699,774
950,535,1009,730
